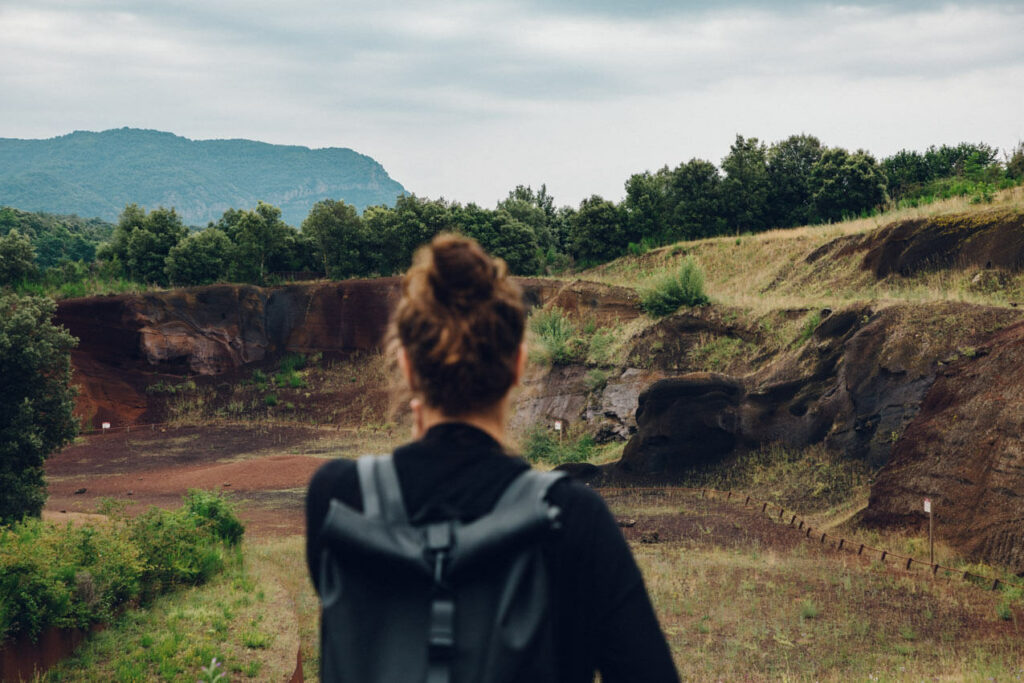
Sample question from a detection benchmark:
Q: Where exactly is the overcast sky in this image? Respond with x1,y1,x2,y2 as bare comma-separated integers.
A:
2,1,1023,208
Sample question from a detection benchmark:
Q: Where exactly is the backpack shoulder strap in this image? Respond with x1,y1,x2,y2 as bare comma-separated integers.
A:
493,468,567,512
356,454,408,523
447,468,566,577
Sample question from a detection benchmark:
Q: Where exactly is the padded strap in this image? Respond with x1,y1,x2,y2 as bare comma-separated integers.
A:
493,468,566,512
376,455,408,523
355,456,381,519
355,454,408,523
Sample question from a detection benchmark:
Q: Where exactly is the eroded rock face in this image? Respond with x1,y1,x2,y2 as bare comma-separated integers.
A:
618,373,743,474
862,321,1024,574
58,277,638,430
804,208,1024,278
616,303,1021,475
56,280,402,427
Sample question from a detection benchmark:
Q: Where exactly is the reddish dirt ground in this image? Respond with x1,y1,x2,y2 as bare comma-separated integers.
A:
44,425,354,536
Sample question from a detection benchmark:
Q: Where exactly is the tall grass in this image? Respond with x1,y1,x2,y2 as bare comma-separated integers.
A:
639,257,710,316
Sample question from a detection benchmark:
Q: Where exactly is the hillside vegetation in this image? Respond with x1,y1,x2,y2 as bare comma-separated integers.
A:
588,185,1024,313
0,128,405,226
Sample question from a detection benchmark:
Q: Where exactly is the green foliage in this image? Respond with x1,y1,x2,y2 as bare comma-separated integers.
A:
811,148,888,222
0,490,243,643
264,393,279,407
301,199,369,278
529,307,577,364
640,257,710,316
0,293,79,523
165,228,232,286
883,142,1003,201
721,134,770,233
688,336,754,372
529,307,621,367
766,134,824,228
98,204,188,285
521,425,596,465
1006,141,1024,180
567,195,627,263
0,206,113,270
145,379,197,395
225,202,291,283
182,489,245,546
799,599,820,620
0,230,38,286
583,368,609,393
796,311,822,346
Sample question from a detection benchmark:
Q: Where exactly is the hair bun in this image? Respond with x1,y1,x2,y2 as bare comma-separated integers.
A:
428,237,496,309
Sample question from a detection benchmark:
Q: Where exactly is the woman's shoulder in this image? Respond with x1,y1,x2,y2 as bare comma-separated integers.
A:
307,457,362,514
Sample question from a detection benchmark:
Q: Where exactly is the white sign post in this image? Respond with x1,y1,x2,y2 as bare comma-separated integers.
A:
102,422,111,433
924,498,934,565
554,420,563,444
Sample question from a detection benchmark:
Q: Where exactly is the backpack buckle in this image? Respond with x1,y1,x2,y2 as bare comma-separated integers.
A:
428,596,455,661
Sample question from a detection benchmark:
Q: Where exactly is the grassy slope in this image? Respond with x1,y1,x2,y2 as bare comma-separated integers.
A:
588,185,1024,313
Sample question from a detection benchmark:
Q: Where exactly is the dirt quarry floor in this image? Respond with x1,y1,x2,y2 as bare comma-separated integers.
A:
43,425,1024,681
44,424,383,536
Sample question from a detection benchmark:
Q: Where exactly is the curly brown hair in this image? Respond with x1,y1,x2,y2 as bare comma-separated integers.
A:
389,234,526,417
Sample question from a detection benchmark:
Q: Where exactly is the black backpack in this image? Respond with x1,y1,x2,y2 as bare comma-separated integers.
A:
316,454,567,683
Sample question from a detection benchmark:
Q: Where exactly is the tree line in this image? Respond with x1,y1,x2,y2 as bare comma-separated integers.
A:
1,134,1023,290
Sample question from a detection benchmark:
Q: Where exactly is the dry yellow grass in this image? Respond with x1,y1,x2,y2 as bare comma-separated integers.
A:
586,184,1024,317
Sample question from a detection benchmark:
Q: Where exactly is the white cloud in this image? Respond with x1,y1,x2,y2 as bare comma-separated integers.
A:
1,1,1022,208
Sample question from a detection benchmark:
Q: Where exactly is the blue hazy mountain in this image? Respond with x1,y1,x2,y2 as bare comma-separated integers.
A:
0,128,406,226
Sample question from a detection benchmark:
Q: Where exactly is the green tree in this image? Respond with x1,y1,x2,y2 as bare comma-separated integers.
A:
0,230,38,286
165,228,232,285
97,204,186,284
497,184,558,251
366,195,453,275
1007,141,1024,180
301,199,368,278
228,202,290,283
623,167,672,245
457,205,540,274
721,135,770,233
811,148,888,222
0,293,78,523
667,159,726,240
567,195,626,264
766,134,824,228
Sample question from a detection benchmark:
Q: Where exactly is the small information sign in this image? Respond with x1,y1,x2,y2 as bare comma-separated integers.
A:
101,422,111,431
924,498,931,513
554,420,563,432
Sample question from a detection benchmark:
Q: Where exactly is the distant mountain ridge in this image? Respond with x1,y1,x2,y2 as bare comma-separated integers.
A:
0,128,406,226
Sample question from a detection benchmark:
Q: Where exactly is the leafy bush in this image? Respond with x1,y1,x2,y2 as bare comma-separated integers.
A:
529,307,620,366
183,489,245,546
521,425,596,465
640,258,710,317
529,308,578,364
264,393,278,407
0,490,243,644
584,368,609,393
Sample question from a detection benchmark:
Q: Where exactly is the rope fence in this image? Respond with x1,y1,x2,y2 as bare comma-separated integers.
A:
600,484,1022,594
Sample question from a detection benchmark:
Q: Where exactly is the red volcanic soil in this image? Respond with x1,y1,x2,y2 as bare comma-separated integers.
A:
45,425,354,536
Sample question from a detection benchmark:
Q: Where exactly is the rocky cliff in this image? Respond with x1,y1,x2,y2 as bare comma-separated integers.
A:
862,320,1024,574
57,280,400,426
